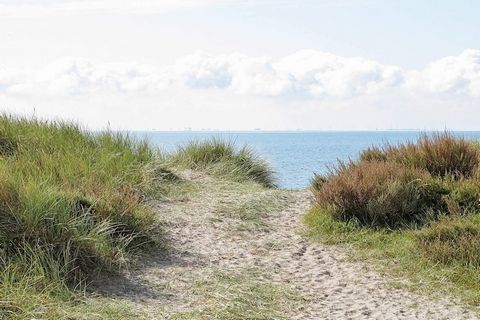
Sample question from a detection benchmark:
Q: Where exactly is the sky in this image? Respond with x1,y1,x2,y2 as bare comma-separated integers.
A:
0,0,479,131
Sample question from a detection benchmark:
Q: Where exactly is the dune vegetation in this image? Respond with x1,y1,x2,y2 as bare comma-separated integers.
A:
4,114,479,317
307,132,480,304
168,138,276,188
0,115,276,319
0,115,163,318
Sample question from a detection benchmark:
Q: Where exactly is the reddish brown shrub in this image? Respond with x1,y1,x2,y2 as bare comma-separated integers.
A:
314,161,446,228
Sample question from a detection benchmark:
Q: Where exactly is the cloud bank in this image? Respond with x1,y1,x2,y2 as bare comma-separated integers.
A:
1,49,480,100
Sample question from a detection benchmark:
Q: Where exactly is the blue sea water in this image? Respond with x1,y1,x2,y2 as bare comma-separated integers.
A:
132,131,480,189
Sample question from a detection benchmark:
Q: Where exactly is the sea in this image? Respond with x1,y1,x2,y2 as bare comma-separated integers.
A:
132,131,480,189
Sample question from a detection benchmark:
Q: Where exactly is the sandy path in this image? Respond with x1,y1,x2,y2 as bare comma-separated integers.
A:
259,191,478,319
93,180,479,319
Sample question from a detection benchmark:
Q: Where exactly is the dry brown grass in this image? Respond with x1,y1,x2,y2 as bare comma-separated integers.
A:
360,132,480,179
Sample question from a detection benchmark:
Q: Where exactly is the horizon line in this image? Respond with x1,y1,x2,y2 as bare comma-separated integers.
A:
113,129,480,133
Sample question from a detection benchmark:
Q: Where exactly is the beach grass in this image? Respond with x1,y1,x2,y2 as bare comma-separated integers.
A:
170,269,303,320
168,138,276,188
0,114,166,318
0,115,278,318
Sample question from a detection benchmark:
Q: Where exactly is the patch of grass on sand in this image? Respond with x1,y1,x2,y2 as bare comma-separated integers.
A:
213,184,292,231
7,298,146,320
171,269,305,320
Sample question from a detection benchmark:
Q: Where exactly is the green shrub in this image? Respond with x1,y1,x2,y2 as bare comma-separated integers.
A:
443,179,480,214
170,139,276,188
314,161,446,228
418,214,480,267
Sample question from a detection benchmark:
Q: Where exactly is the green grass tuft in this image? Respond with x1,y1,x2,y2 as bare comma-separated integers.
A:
0,114,162,318
168,139,276,188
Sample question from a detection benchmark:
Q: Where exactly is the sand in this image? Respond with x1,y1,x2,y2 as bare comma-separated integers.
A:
92,177,479,319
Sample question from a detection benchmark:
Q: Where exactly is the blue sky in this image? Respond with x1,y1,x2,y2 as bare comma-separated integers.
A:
177,0,480,67
0,0,479,130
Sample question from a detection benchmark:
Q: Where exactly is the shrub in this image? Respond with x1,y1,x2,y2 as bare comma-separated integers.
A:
360,132,480,179
314,161,446,228
170,139,276,188
418,214,480,267
443,179,480,214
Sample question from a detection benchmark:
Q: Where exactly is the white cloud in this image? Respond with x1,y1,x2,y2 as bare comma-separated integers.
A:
175,52,233,89
175,52,292,96
2,57,169,96
275,50,404,97
173,50,404,97
1,49,480,99
407,49,480,97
